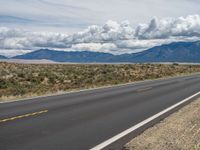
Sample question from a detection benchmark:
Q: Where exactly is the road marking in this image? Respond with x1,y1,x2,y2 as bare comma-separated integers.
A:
0,110,48,123
90,91,200,150
136,87,152,92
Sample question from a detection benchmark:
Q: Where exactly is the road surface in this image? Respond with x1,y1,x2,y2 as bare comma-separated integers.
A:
0,74,200,150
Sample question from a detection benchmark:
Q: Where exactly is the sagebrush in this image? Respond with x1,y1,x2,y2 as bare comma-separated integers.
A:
1,62,200,101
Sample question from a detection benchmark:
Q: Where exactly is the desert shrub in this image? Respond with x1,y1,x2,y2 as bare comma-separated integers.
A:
0,79,8,88
0,62,200,100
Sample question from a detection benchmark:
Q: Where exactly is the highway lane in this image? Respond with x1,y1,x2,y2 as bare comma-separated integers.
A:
0,74,200,150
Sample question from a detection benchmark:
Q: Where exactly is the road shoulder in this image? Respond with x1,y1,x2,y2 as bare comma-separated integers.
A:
125,98,200,150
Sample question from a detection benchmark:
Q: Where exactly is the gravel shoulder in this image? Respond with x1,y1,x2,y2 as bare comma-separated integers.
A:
125,98,200,150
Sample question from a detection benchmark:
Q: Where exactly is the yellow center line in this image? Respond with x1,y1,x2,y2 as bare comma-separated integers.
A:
0,110,48,123
136,87,153,92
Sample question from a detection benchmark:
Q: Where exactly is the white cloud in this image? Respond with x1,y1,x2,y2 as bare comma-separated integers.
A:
71,43,117,53
1,0,200,33
135,15,200,39
0,49,33,57
1,15,200,56
66,20,134,44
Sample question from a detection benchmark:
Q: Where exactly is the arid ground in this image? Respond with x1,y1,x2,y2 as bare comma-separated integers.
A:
1,62,200,102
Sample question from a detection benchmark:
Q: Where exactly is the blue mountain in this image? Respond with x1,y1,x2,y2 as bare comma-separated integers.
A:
12,41,200,63
0,55,7,59
13,49,114,62
105,41,200,62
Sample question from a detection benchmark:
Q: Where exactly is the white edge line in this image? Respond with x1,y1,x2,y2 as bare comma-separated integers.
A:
90,91,200,150
1,73,199,104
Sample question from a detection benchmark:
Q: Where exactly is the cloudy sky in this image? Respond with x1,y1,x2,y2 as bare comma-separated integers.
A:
0,0,200,57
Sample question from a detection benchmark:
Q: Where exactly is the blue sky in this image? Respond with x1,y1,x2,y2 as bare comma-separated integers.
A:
0,0,200,56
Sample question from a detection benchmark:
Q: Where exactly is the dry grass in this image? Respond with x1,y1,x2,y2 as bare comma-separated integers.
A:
125,98,200,150
1,62,200,102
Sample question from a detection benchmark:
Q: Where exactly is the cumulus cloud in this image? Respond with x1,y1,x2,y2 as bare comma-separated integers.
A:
0,28,69,50
135,15,200,39
1,15,200,56
66,20,134,44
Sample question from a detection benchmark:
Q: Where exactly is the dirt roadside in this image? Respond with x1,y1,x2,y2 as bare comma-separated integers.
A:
125,98,200,150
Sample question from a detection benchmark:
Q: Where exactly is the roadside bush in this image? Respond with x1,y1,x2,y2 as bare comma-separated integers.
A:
0,62,200,101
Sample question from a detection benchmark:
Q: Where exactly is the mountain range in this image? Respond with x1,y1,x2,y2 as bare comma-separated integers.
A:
13,50,114,62
4,41,200,63
0,55,7,59
112,41,200,63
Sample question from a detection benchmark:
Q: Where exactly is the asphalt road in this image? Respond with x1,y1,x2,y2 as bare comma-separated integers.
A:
0,74,200,150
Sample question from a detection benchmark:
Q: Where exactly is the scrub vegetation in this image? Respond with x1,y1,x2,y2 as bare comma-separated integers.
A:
0,62,200,101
